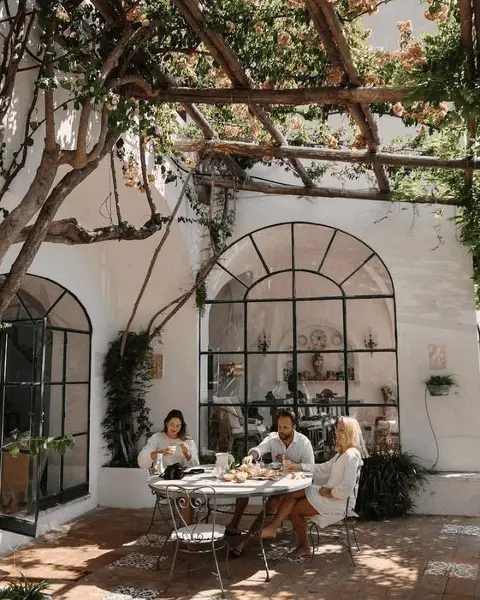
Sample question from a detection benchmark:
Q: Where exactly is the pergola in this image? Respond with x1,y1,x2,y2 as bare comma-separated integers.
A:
95,0,479,206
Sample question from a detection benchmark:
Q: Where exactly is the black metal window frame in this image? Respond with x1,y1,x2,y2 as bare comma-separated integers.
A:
199,221,399,459
0,274,92,519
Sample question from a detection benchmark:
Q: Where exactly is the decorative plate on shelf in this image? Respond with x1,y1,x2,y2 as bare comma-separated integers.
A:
298,334,308,347
310,329,327,349
331,333,343,347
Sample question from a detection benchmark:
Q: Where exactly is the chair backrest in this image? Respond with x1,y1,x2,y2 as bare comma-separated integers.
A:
166,485,217,541
345,462,363,515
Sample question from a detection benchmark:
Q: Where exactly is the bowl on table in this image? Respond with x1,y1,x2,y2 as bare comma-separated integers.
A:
269,462,283,470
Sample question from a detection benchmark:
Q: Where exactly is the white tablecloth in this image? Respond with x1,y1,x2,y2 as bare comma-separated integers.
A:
149,468,312,498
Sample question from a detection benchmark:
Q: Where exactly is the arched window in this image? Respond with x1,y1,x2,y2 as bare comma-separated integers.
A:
0,274,91,536
199,223,398,462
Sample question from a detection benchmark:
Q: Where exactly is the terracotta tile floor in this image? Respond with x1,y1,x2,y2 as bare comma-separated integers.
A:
1,508,480,599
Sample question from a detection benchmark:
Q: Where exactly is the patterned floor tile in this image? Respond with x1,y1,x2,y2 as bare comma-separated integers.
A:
441,524,480,536
424,561,453,576
259,541,308,564
123,534,167,548
462,525,480,536
450,563,478,579
103,587,158,600
441,525,465,535
108,552,163,570
424,560,478,579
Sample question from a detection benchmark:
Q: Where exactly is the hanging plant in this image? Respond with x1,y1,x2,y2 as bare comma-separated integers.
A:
102,330,154,467
425,373,456,396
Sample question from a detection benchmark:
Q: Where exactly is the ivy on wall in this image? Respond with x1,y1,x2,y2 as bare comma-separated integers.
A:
102,330,154,467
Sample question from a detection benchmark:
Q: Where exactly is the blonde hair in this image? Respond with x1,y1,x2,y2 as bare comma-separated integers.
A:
337,416,368,457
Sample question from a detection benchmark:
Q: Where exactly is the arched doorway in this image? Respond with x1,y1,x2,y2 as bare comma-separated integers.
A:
0,273,91,536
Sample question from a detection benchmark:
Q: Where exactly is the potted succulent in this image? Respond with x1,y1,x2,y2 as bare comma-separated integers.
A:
425,374,456,396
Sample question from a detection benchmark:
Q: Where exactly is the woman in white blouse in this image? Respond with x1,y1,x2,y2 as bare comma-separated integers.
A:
260,416,366,557
137,409,199,470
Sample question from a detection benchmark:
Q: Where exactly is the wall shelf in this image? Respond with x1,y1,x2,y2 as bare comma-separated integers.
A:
298,379,360,384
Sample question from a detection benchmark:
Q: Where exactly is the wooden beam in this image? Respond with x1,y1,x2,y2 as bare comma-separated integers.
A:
177,139,480,171
128,84,414,105
315,0,361,85
459,0,476,182
473,0,480,76
308,0,389,192
460,0,475,84
195,176,388,200
194,176,462,205
154,68,247,180
172,0,314,186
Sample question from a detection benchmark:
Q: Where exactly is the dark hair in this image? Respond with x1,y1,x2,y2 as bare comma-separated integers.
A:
163,409,189,440
277,409,296,426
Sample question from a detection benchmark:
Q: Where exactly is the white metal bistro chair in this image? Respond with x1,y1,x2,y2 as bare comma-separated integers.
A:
162,485,230,598
307,463,362,566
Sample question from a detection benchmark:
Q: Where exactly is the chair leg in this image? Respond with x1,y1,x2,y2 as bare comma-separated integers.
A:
225,542,231,579
156,533,170,569
211,541,225,599
164,540,179,591
147,497,159,534
206,498,212,524
352,521,360,551
344,520,356,567
309,523,319,559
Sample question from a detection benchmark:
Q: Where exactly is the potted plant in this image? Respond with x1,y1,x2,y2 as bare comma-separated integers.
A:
0,577,51,599
356,449,429,520
425,374,456,396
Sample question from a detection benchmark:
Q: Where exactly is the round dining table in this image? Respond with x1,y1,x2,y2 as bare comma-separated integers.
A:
149,466,313,580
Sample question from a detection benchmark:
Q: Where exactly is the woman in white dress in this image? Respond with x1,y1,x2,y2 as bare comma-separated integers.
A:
260,416,366,556
137,409,199,470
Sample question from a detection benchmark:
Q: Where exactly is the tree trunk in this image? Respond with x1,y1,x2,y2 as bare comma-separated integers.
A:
0,135,117,316
0,147,60,266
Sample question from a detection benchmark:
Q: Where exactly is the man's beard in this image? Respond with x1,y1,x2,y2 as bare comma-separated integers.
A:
279,432,292,442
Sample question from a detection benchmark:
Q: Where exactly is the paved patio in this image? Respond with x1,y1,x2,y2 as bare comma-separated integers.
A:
0,508,479,599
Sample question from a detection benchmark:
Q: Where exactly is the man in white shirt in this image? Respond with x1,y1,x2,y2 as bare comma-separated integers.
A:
227,409,314,555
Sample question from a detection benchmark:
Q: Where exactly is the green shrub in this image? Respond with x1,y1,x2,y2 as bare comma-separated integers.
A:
356,450,429,520
425,374,456,386
0,577,50,599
